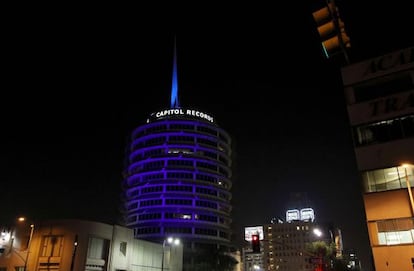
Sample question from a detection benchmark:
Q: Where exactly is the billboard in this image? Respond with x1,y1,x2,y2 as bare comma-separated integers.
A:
286,208,315,222
286,209,300,221
244,226,264,241
300,208,315,222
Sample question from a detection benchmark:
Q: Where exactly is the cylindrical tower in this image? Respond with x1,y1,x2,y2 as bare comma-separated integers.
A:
122,107,232,265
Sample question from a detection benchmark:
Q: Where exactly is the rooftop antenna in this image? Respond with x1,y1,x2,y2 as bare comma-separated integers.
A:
170,36,180,108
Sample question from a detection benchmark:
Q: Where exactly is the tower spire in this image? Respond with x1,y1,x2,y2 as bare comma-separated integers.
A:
170,36,180,108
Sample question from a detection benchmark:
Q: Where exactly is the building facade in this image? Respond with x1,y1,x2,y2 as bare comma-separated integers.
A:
242,204,348,271
263,221,316,271
242,221,323,271
121,107,233,269
341,46,414,271
0,219,183,271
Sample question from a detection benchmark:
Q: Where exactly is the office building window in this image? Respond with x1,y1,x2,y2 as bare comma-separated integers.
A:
362,165,413,193
87,236,110,260
353,114,414,146
372,218,414,245
40,235,63,257
120,242,127,256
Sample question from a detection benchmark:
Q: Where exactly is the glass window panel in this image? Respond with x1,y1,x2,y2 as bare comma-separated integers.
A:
355,125,375,145
41,235,63,257
373,169,386,191
362,171,376,192
384,167,401,190
399,230,414,244
388,119,403,139
354,114,414,147
385,232,400,245
378,232,386,245
363,166,414,193
387,179,401,190
88,237,107,259
120,242,127,256
372,121,391,142
376,218,414,245
399,166,414,188
401,115,414,136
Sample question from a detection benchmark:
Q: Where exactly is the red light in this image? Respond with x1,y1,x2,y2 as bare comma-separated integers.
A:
251,234,260,253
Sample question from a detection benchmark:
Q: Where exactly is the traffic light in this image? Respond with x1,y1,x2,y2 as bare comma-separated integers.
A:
251,234,260,253
312,0,350,60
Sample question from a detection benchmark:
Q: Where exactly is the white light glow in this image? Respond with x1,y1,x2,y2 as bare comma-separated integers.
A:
166,237,180,246
313,228,322,237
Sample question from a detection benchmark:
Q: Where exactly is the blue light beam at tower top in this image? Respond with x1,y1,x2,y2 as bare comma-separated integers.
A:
170,37,180,108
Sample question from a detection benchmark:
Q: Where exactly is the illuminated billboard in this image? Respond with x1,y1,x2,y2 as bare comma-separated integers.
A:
300,208,315,222
286,208,315,222
244,226,264,241
286,209,300,221
150,108,214,123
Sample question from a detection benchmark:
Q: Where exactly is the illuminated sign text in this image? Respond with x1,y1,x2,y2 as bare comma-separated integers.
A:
153,108,214,123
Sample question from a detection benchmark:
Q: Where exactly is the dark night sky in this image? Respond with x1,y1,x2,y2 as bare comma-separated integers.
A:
2,2,413,271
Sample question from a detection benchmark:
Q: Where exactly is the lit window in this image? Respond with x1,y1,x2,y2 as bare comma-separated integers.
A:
375,218,414,245
120,242,127,256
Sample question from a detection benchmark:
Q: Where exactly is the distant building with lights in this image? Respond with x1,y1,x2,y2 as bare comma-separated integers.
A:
241,221,337,271
263,221,316,271
241,191,351,271
341,46,414,271
242,225,265,271
241,202,347,271
121,44,234,270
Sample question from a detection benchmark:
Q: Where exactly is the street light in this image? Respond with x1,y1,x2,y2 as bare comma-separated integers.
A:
313,228,322,238
161,237,180,271
401,164,414,216
312,228,325,271
311,227,336,271
70,234,79,271
18,217,34,271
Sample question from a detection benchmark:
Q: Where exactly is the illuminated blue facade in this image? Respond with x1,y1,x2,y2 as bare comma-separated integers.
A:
122,108,233,252
122,42,233,270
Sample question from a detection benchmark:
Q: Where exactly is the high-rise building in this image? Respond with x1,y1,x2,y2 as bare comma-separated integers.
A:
121,43,233,270
242,221,340,271
341,46,414,271
263,221,316,271
242,203,345,271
